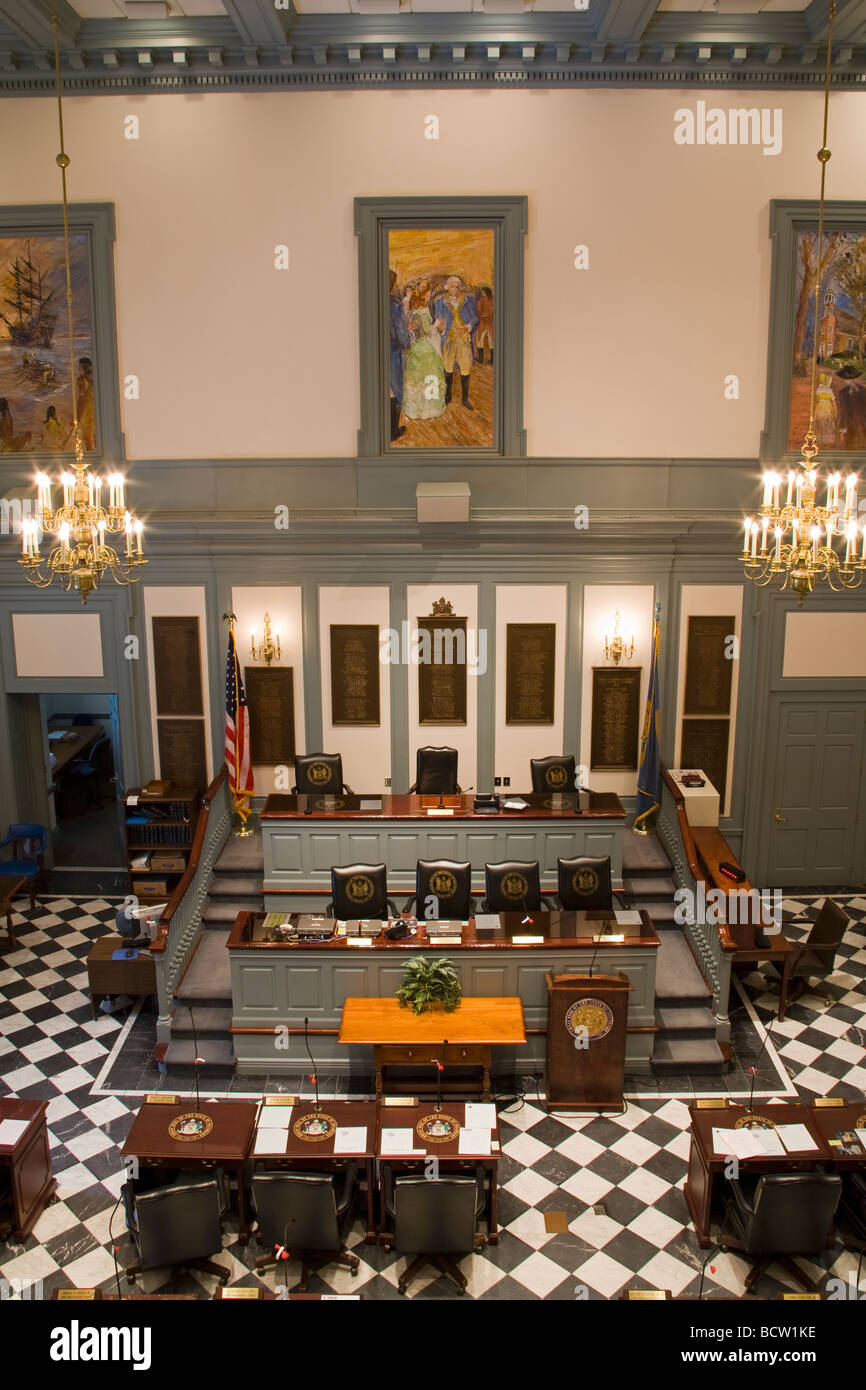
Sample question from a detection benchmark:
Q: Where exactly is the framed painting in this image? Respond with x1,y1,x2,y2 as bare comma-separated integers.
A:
355,196,527,458
0,203,123,462
763,201,866,463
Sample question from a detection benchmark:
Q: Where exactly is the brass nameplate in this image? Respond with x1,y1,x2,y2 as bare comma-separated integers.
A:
330,625,381,726
781,1293,822,1300
384,1096,417,1107
56,1288,98,1300
153,616,203,716
625,1289,670,1300
591,666,641,772
146,1094,179,1104
505,623,556,725
244,666,295,765
221,1287,260,1299
696,1099,728,1109
813,1096,846,1107
263,1096,297,1106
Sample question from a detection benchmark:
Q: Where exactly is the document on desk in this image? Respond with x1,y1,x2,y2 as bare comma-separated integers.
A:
458,1128,491,1156
254,1127,289,1155
0,1118,30,1146
465,1103,497,1130
333,1127,367,1154
257,1107,293,1129
775,1124,820,1153
711,1126,786,1159
381,1128,424,1156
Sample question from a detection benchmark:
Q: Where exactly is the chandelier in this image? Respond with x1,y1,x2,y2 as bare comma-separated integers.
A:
741,0,864,602
18,14,146,605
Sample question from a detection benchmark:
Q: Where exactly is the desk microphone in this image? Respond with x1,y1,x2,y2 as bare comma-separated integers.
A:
304,1016,320,1108
187,1004,204,1115
108,1190,125,1301
520,896,533,927
432,1045,446,1111
743,1017,775,1119
697,1244,720,1301
587,916,611,979
275,1217,296,1299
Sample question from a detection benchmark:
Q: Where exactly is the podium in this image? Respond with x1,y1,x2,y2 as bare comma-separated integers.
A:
544,973,632,1113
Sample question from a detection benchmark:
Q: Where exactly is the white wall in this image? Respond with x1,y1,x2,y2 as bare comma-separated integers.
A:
783,612,866,679
406,583,479,791
232,585,305,794
674,585,744,816
580,585,655,797
143,585,213,783
318,586,391,792
12,612,103,679
494,584,568,791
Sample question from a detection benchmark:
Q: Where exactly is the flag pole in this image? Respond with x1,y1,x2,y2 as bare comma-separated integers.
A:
633,599,662,838
224,611,254,838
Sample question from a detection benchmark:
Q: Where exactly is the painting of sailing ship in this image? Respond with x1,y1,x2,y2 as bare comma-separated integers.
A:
0,233,96,454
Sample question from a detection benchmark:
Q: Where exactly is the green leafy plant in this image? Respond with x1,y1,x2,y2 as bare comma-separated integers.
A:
395,956,462,1015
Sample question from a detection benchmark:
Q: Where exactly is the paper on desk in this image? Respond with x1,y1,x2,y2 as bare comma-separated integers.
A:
333,1126,367,1154
458,1128,491,1156
380,1128,424,1156
257,1106,293,1128
465,1103,497,1130
776,1124,820,1153
711,1126,785,1159
126,794,139,806
254,1127,288,1155
614,910,643,928
0,1118,29,1146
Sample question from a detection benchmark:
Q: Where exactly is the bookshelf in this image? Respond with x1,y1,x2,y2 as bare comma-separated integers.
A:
125,786,202,903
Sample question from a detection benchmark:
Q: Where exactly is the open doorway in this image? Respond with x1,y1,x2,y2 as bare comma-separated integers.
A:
41,693,126,869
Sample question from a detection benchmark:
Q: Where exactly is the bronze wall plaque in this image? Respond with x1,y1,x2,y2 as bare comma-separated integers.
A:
680,718,730,814
590,667,641,771
152,616,203,716
244,666,295,764
417,615,468,725
330,625,380,726
505,623,556,725
684,615,735,717
157,718,207,788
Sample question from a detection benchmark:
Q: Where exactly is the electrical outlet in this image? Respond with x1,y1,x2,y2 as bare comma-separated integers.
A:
384,777,391,787
503,777,511,787
494,776,501,786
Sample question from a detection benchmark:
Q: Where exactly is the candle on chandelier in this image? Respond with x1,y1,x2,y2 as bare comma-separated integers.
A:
845,474,857,516
774,526,782,564
862,524,866,563
58,522,70,561
61,472,74,508
97,519,106,552
826,517,835,551
88,476,94,508
134,519,143,556
35,472,51,517
742,517,751,557
786,471,795,507
21,519,31,558
124,513,133,557
845,525,857,565
833,473,841,509
762,474,772,508
771,474,780,511
811,526,820,563
760,517,769,552
796,474,804,508
791,517,799,551
750,522,759,559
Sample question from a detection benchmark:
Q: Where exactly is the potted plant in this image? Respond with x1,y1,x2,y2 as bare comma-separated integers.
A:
396,956,462,1015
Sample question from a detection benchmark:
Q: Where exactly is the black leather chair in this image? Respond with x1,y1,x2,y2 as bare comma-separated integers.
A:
403,859,474,920
292,753,353,796
783,898,849,1005
68,734,113,808
721,1171,842,1293
327,863,398,919
410,746,460,794
482,860,547,913
252,1166,360,1291
530,754,577,794
555,855,621,911
382,1166,487,1295
122,1171,229,1285
840,1170,866,1244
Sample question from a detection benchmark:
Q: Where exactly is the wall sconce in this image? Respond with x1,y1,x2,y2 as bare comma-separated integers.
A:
250,612,281,666
604,611,634,666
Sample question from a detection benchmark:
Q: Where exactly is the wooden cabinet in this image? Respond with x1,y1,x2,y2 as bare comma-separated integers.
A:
0,1099,55,1241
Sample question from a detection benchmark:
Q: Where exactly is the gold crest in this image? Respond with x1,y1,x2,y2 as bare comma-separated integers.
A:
417,1113,461,1144
501,873,529,901
545,764,568,789
429,869,457,899
293,1111,338,1142
564,998,614,1041
168,1112,214,1141
571,867,600,896
347,875,375,904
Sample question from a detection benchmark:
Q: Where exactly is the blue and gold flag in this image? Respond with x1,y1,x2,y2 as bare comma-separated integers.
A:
634,600,662,833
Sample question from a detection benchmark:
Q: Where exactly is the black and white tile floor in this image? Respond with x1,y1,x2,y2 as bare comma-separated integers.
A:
1,893,865,1301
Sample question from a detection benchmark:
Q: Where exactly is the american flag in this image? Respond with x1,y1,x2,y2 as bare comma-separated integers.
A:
225,626,254,798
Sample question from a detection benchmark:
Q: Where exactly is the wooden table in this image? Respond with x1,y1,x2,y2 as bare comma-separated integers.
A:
0,1098,56,1241
250,1099,378,1243
377,1101,502,1243
48,723,101,776
120,1099,257,1244
0,875,25,950
339,997,526,1101
87,934,157,1017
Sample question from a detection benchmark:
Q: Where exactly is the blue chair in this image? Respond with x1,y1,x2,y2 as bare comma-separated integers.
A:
0,824,47,910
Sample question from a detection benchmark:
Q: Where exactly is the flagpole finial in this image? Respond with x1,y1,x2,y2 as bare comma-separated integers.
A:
654,599,662,621
223,610,237,626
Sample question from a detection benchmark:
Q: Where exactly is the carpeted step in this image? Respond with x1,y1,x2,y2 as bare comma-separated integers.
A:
622,834,672,875
625,899,678,925
652,1037,726,1074
171,1005,232,1036
164,1039,235,1072
622,875,677,898
655,930,711,1003
201,898,261,923
213,832,263,874
207,875,264,897
655,1004,717,1036
174,929,231,1001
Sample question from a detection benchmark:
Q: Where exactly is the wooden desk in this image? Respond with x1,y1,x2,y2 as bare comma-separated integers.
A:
0,875,25,950
251,1099,378,1243
809,1100,866,1167
120,1099,257,1244
377,1101,502,1243
87,935,157,1016
0,1099,56,1241
685,1102,831,1247
49,724,101,776
339,997,526,1101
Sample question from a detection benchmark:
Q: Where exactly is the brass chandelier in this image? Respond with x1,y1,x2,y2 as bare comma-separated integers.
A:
19,14,146,605
741,0,864,602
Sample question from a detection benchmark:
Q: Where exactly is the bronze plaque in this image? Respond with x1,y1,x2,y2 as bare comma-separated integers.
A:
590,667,641,771
244,666,295,764
680,718,730,814
417,615,468,725
330,625,380,726
505,623,556,725
684,616,735,717
152,616,203,716
157,718,207,789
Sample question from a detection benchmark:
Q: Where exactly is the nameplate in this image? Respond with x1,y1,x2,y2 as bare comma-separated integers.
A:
221,1287,260,1299
512,935,545,945
781,1293,822,1300
696,1099,728,1109
593,933,625,943
429,935,462,945
346,939,374,947
55,1288,98,1300
146,1094,178,1104
624,1289,670,1300
263,1096,297,1107
813,1097,845,1107
383,1096,417,1107
426,809,455,817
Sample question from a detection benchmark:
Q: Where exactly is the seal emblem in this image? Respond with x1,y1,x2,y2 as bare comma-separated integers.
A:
429,869,457,900
168,1112,214,1141
564,998,614,1041
293,1111,338,1142
417,1113,461,1144
309,761,332,785
571,866,600,897
545,764,568,789
346,874,375,905
501,872,529,901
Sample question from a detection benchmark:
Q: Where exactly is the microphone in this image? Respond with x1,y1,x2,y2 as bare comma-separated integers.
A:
431,1045,446,1111
520,896,533,927
698,1244,720,1301
275,1217,296,1298
587,915,611,979
304,1016,320,1108
108,1190,125,1301
743,1016,775,1120
187,1004,204,1115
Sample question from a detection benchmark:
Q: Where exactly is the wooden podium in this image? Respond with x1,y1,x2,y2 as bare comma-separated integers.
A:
544,973,632,1113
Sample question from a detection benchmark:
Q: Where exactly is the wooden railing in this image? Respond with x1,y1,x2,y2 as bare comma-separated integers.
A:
149,766,232,1044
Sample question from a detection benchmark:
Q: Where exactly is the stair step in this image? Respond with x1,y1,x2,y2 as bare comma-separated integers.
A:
201,899,261,923
655,930,711,1003
207,875,264,898
652,1037,726,1074
213,833,263,875
171,1006,232,1034
622,876,677,898
621,833,672,875
164,1039,235,1071
624,899,678,923
174,929,231,1001
655,1004,717,1036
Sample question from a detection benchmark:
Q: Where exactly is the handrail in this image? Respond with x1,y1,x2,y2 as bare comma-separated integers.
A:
660,765,705,890
151,765,227,954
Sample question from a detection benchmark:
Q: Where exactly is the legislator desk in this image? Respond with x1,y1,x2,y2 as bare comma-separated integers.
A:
376,1101,502,1242
685,1101,834,1247
250,1098,378,1243
259,790,626,904
808,1099,866,1167
0,1098,56,1241
120,1098,257,1244
228,909,658,1077
339,996,525,1100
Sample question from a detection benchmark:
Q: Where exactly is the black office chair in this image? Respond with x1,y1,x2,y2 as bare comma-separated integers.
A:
327,863,398,919
555,855,621,912
403,859,475,920
121,1171,229,1285
68,734,113,808
721,1171,842,1294
292,753,353,796
839,1170,866,1245
382,1166,487,1295
782,898,849,1005
409,746,460,794
252,1166,360,1291
482,860,547,913
530,754,577,794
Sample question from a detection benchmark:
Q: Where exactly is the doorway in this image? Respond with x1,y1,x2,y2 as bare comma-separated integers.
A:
41,693,126,870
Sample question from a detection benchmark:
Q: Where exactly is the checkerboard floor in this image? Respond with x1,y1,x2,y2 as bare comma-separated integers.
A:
1,893,865,1301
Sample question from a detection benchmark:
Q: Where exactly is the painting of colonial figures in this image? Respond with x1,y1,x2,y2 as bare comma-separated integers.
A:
0,233,96,454
387,227,495,449
788,229,866,451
